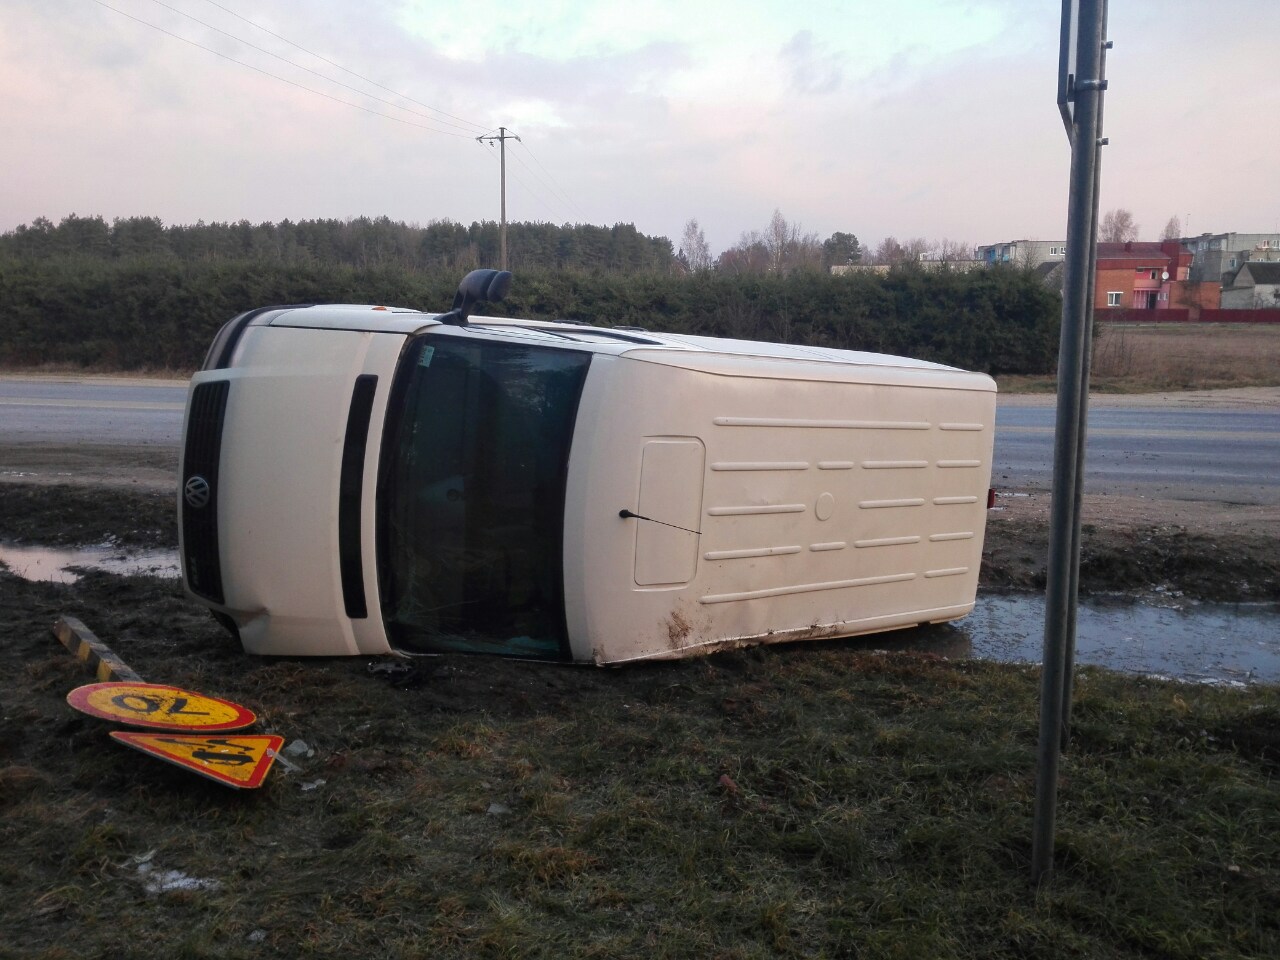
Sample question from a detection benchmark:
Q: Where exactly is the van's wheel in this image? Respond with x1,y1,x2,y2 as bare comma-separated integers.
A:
210,610,241,643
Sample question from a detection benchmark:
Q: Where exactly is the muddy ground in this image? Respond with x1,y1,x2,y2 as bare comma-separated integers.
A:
0,472,1275,753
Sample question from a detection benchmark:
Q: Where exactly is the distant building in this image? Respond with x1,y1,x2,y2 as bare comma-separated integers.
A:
975,240,1066,268
1186,233,1280,283
919,258,985,273
829,264,890,276
1095,241,1219,314
830,260,983,276
1221,261,1280,309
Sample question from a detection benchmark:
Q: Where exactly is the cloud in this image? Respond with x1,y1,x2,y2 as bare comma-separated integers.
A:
2,0,1277,257
778,30,844,96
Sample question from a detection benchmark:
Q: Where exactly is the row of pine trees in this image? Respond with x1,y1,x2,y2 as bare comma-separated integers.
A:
0,215,1060,374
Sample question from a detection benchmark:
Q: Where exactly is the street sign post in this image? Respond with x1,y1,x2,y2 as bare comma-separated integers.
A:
67,682,257,732
110,732,284,789
1032,0,1110,885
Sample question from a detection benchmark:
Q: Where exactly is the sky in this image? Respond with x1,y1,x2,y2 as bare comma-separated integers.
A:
3,0,1278,256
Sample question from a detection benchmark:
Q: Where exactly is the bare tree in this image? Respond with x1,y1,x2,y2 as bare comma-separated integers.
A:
901,237,930,262
719,210,821,274
932,238,975,264
678,218,712,272
765,210,791,273
717,230,769,274
870,236,904,265
871,236,930,265
765,209,823,273
1100,208,1139,243
1161,216,1182,241
1007,239,1042,271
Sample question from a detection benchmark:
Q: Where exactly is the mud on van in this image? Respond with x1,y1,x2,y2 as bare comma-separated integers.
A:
180,270,996,665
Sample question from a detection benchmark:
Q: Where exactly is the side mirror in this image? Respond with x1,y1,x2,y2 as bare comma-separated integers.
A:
438,269,513,326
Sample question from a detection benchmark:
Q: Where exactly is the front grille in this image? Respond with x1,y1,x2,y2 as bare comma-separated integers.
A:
181,380,230,603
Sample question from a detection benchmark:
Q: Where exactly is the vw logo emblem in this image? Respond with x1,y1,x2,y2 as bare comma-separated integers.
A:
184,475,212,510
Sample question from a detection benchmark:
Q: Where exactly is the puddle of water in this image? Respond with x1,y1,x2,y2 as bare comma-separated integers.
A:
898,592,1280,686
0,542,180,583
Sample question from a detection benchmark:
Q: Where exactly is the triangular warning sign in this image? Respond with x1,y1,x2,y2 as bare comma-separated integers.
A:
110,732,284,789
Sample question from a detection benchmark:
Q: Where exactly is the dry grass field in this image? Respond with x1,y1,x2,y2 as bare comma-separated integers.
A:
999,322,1280,393
1090,322,1280,391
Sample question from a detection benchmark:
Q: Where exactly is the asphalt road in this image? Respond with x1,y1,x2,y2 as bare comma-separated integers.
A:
2,375,1278,504
0,377,186,446
994,403,1280,504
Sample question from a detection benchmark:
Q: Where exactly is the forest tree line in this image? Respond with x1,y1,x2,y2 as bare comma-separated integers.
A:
0,214,676,274
0,215,1060,374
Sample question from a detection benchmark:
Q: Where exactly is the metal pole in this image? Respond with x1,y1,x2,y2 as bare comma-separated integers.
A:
1031,0,1107,885
1061,12,1110,751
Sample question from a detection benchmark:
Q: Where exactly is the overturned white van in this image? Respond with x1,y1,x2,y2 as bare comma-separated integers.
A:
180,270,996,665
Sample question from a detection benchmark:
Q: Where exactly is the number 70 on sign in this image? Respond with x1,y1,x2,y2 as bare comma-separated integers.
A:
67,682,257,732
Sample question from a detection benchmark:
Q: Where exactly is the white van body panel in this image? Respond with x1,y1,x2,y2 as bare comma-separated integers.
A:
563,353,995,663
182,305,996,664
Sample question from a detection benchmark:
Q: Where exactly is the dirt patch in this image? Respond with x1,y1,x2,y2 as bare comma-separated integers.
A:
982,489,1280,601
0,483,176,547
665,611,692,649
0,442,178,492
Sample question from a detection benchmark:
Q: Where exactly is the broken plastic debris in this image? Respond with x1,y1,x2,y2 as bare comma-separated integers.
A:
487,802,512,816
132,855,221,896
282,739,314,760
266,747,301,775
367,661,412,676
144,870,222,896
300,778,326,792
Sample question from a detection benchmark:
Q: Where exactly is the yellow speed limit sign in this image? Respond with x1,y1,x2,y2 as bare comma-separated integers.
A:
110,733,283,789
67,682,257,732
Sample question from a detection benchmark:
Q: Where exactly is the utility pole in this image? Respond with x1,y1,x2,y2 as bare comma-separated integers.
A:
476,126,521,270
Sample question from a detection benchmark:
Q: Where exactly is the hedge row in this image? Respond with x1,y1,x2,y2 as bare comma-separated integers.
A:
0,258,1060,374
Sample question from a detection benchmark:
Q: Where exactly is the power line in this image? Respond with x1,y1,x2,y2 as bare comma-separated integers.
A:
475,141,563,224
512,140,587,221
92,1,586,230
140,0,481,135
474,126,582,223
196,0,489,134
90,0,471,138
508,147,583,223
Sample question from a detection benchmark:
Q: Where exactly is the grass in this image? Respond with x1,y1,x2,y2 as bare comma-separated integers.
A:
999,322,1280,393
2,567,1278,958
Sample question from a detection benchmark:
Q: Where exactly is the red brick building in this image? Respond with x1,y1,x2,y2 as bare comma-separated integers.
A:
1095,241,1219,314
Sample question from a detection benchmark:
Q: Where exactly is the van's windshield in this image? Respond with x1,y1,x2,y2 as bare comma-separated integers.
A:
378,334,591,658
